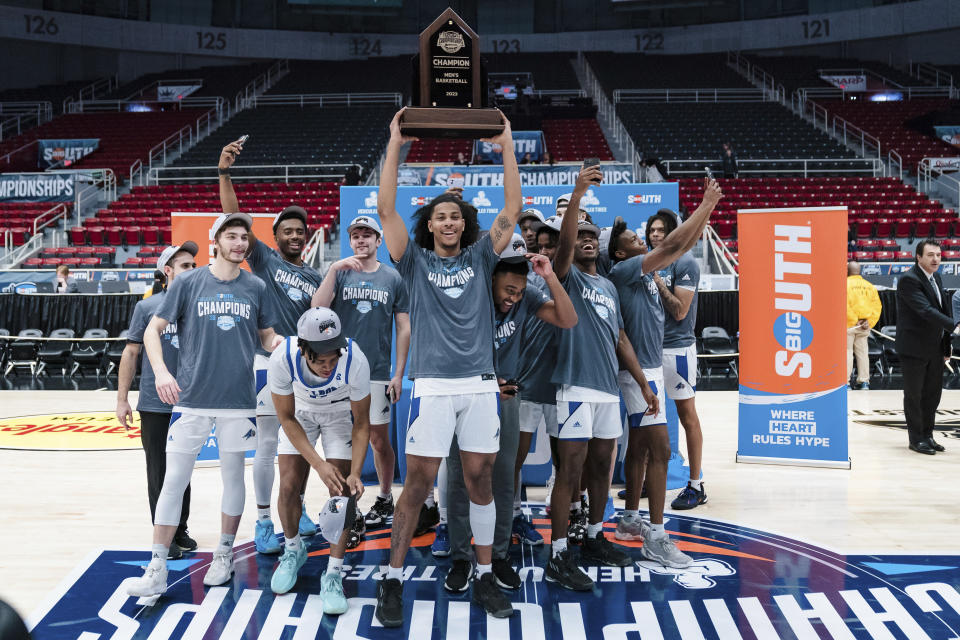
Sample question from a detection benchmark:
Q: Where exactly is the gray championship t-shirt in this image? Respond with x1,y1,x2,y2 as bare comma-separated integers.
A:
551,265,623,396
331,264,409,381
156,267,275,411
395,234,499,379
126,291,178,414
517,274,558,405
247,240,323,356
495,283,549,380
662,252,700,349
610,255,664,370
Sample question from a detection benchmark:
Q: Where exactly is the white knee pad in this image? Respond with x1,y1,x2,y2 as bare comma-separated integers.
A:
253,415,280,505
469,500,496,546
154,451,196,526
220,451,246,517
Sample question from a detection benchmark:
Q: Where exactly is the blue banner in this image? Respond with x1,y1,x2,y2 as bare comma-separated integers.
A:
340,183,679,483
398,162,635,187
473,130,544,163
38,138,99,169
934,125,960,149
0,173,75,202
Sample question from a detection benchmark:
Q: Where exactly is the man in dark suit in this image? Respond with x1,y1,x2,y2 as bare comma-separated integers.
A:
895,240,955,455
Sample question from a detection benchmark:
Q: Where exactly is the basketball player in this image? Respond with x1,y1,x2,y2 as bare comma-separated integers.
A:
312,215,410,532
268,307,371,615
116,242,198,559
545,168,656,592
518,208,545,253
646,212,708,510
607,178,721,569
126,212,281,597
374,108,523,625
218,139,325,553
444,234,577,592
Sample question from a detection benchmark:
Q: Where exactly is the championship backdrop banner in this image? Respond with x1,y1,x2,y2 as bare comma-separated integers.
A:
340,183,679,484
38,138,99,169
736,207,849,468
398,162,635,187
473,130,544,163
171,212,280,268
0,172,75,202
934,125,960,149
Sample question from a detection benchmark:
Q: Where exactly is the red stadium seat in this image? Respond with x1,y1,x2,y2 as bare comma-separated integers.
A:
106,227,123,246
895,251,914,261
70,226,87,245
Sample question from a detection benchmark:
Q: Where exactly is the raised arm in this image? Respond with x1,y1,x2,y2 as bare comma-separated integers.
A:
311,257,363,308
642,177,722,275
553,167,598,280
485,114,522,254
218,140,243,214
378,110,417,262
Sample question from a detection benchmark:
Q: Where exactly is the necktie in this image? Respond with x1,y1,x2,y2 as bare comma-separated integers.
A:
930,276,941,306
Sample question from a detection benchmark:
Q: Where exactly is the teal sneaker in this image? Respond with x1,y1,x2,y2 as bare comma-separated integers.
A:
321,571,348,615
299,504,317,537
270,544,308,594
255,518,282,555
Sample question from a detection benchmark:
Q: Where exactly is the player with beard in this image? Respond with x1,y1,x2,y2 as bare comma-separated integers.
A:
219,139,326,554
312,215,410,532
645,211,708,511
127,213,282,597
545,169,658,591
374,108,524,625
443,234,577,593
607,178,721,569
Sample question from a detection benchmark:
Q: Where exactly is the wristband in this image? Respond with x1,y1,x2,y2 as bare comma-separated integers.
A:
218,168,230,176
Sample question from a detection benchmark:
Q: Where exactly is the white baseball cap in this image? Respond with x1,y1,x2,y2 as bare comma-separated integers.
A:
347,215,383,236
557,193,572,208
156,241,198,272
317,494,358,544
519,208,545,224
297,307,347,354
537,216,562,233
209,212,253,241
499,233,527,263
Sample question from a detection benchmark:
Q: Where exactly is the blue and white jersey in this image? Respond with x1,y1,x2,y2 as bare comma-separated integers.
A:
268,336,371,414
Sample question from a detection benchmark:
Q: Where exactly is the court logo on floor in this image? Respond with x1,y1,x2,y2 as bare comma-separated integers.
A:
28,509,960,639
0,412,141,450
851,408,960,437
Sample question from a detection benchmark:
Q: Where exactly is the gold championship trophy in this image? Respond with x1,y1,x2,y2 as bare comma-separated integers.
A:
399,7,505,139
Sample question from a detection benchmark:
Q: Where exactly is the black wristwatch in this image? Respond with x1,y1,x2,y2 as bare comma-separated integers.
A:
218,168,230,176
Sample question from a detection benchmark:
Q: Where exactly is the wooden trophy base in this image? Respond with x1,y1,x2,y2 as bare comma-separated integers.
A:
399,107,504,139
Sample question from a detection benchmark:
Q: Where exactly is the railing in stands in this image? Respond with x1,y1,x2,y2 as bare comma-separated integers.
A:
909,62,956,97
73,169,117,226
68,95,224,114
33,203,69,236
726,52,787,104
797,85,952,100
659,157,882,177
888,150,903,181
0,227,48,269
302,228,327,268
702,224,738,276
62,75,119,113
0,101,52,140
613,88,767,103
575,52,634,164
791,91,829,132
250,93,404,107
121,78,205,103
828,113,882,158
233,60,290,113
147,163,357,184
918,158,960,215
0,139,38,171
129,105,224,186
0,112,38,142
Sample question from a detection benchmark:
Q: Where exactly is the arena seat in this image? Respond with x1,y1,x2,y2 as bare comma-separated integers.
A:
745,55,922,93
586,52,752,95
102,62,274,102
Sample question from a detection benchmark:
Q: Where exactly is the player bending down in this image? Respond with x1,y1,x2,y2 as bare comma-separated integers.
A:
268,307,371,614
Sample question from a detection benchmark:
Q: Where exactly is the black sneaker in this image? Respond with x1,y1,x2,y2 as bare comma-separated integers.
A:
567,509,586,544
174,528,197,551
346,512,365,549
545,549,593,591
443,559,474,592
492,558,522,590
364,495,394,527
581,531,633,567
414,503,440,536
375,578,404,628
472,572,515,618
167,544,183,560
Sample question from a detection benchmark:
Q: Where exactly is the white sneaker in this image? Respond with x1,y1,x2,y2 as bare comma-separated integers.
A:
544,473,555,515
641,532,693,568
127,564,168,596
203,549,235,586
615,516,651,541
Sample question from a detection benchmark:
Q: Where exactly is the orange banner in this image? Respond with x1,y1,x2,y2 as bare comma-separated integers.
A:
171,212,278,269
737,206,849,467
